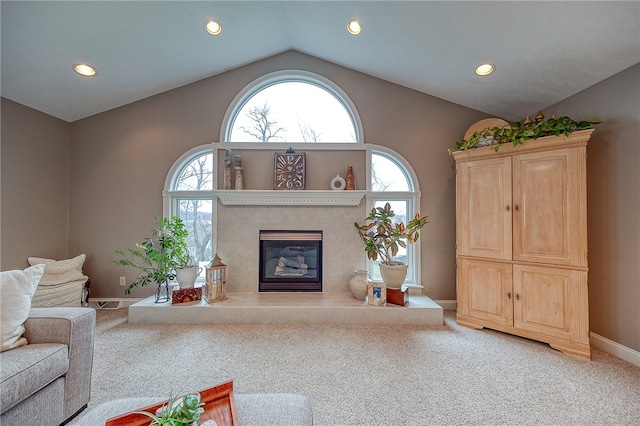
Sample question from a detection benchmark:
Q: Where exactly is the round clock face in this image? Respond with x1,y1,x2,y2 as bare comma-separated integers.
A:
274,152,305,189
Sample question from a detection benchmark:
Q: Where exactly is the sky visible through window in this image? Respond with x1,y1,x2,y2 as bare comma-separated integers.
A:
228,81,356,143
371,154,410,192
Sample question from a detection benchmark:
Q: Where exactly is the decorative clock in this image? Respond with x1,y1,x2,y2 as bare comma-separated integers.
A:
274,149,305,190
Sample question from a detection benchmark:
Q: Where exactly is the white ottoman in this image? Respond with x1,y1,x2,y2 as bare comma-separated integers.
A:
69,394,313,426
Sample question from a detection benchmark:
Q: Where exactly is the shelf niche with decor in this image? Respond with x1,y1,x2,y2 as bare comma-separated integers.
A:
452,124,593,360
212,142,368,206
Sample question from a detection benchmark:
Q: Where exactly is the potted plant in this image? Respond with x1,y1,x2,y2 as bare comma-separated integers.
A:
115,216,192,301
354,202,429,289
136,392,205,425
175,247,202,289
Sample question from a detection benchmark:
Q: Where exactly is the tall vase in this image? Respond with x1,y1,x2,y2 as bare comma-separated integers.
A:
345,166,356,190
155,280,170,303
348,269,368,300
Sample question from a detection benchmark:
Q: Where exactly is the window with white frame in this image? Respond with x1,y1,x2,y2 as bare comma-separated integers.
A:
164,72,422,286
164,146,214,280
369,147,422,285
222,70,362,143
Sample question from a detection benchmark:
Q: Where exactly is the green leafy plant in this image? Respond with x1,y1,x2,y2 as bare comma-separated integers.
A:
354,202,429,265
176,247,199,269
455,115,601,152
115,216,191,294
136,392,205,426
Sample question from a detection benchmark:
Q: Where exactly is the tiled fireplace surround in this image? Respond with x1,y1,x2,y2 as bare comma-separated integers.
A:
220,203,364,294
128,201,443,325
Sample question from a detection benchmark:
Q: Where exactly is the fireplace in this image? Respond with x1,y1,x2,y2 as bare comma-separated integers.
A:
259,230,322,292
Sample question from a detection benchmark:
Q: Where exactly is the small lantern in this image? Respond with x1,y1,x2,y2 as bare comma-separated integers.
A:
204,253,227,303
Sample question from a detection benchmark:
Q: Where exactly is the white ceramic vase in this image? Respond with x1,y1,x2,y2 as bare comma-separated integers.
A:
379,262,408,289
348,269,369,300
176,267,201,289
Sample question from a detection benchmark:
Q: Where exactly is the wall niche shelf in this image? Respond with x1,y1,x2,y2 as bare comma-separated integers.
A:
216,190,367,206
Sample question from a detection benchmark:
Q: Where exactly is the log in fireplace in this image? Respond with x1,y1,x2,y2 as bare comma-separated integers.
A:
259,230,322,292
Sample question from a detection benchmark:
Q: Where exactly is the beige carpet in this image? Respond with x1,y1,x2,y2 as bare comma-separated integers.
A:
91,308,640,425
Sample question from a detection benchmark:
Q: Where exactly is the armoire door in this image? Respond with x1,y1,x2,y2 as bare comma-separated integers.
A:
512,147,587,267
513,264,589,344
456,157,512,260
457,258,513,326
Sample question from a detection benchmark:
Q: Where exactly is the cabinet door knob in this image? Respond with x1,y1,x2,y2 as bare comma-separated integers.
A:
507,292,511,299
516,294,520,301
506,205,510,211
514,204,519,211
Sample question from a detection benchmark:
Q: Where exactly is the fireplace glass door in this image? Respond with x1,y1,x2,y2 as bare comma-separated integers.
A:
259,230,322,292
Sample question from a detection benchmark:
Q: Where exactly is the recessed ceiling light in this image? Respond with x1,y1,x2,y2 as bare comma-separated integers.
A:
72,63,97,77
204,19,222,35
475,63,495,76
347,20,361,35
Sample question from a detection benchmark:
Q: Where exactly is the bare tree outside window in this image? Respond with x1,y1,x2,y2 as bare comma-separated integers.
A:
299,122,322,142
178,200,212,265
227,79,358,143
175,155,212,190
371,153,410,192
371,165,392,191
239,103,285,143
175,154,214,273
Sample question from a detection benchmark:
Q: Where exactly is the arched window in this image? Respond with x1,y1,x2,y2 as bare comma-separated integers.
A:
221,70,363,143
369,146,422,287
164,71,422,289
164,144,423,287
163,146,214,280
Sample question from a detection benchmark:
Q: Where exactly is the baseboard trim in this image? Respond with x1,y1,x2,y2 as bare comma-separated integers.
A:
590,332,640,368
435,300,457,311
434,300,639,367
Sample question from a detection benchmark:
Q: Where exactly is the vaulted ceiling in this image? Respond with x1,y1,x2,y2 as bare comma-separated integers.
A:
2,1,639,122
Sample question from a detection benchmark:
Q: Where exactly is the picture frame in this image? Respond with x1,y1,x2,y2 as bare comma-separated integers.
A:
367,281,386,306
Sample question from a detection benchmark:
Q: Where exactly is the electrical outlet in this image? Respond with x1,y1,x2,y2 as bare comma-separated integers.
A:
119,276,126,287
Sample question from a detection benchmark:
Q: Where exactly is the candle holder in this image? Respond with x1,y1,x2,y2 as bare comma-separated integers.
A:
204,253,227,303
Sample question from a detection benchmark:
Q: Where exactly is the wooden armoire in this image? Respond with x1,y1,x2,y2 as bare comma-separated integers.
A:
452,125,593,360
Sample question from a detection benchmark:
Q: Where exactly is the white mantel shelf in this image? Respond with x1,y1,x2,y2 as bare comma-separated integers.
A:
216,190,367,206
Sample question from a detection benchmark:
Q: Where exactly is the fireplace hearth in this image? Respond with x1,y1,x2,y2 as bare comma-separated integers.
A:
259,230,322,292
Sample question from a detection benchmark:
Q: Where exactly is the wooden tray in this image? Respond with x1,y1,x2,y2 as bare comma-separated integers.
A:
105,380,238,426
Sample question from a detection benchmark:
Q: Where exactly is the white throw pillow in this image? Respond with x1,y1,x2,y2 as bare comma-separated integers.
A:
0,264,45,352
28,254,86,274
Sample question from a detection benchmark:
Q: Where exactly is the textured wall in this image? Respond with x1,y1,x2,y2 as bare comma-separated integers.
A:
544,63,640,353
67,51,487,300
217,203,365,294
1,98,70,269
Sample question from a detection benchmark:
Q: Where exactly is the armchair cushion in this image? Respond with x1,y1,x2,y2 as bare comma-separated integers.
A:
0,264,45,352
0,343,68,412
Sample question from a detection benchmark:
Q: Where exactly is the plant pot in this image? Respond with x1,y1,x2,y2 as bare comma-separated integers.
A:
155,392,201,425
379,262,408,289
348,269,368,300
176,267,201,289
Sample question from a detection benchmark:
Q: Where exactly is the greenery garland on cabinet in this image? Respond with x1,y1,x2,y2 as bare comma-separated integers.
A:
454,112,601,153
